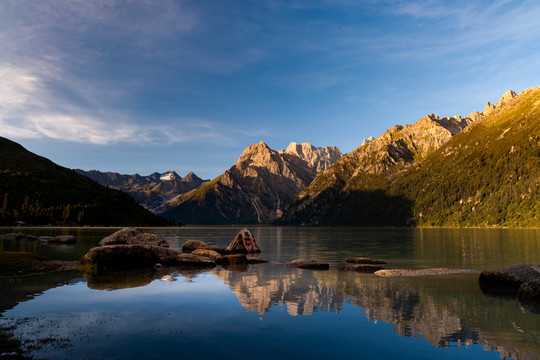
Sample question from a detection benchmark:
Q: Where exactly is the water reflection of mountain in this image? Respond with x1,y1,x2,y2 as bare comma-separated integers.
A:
213,265,345,316
215,265,539,360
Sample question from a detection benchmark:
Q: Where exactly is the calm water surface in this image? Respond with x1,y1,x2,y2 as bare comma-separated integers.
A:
0,227,539,360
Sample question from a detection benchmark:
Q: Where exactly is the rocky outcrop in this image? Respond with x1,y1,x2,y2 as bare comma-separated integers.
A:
75,169,208,213
162,141,341,224
279,142,342,172
99,228,168,247
286,259,330,270
479,264,540,301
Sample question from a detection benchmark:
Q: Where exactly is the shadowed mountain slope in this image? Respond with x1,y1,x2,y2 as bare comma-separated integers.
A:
0,137,168,226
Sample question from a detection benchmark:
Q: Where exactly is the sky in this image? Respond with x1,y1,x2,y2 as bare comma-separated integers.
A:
1,0,539,179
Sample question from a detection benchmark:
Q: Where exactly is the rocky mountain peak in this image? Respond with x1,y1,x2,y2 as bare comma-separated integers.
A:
361,136,375,146
499,90,517,105
280,142,342,172
160,171,181,181
183,171,202,183
238,141,276,166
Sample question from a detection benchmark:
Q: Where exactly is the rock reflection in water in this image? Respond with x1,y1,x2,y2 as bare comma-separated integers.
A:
214,265,540,359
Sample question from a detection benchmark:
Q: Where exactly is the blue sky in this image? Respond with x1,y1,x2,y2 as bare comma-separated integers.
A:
1,0,539,179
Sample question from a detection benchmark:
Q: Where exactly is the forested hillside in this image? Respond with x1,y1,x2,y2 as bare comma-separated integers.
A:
0,137,170,226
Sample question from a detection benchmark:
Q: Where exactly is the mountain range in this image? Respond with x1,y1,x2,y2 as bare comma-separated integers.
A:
75,169,208,213
2,87,537,228
161,142,342,224
281,88,539,227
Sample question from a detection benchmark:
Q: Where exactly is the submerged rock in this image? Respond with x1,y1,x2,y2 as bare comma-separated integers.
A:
286,259,329,270
345,257,386,265
226,228,261,253
375,268,474,277
338,264,384,273
0,233,38,241
247,258,269,264
100,228,168,247
181,240,209,253
40,235,77,244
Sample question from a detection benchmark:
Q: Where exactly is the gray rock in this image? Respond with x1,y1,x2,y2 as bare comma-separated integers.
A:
99,228,168,247
181,240,209,253
84,244,182,269
286,259,329,270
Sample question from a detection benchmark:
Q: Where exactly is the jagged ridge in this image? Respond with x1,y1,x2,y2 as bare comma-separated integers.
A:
76,169,207,213
281,87,539,227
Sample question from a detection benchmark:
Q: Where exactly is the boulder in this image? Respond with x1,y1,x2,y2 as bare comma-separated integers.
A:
192,249,222,261
175,253,216,268
479,264,540,295
181,240,209,253
375,268,474,277
338,264,384,273
100,228,169,247
40,235,77,244
345,257,386,265
83,244,182,269
226,228,261,253
286,259,329,270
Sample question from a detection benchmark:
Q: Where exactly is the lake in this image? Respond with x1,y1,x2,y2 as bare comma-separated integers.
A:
1,227,539,360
